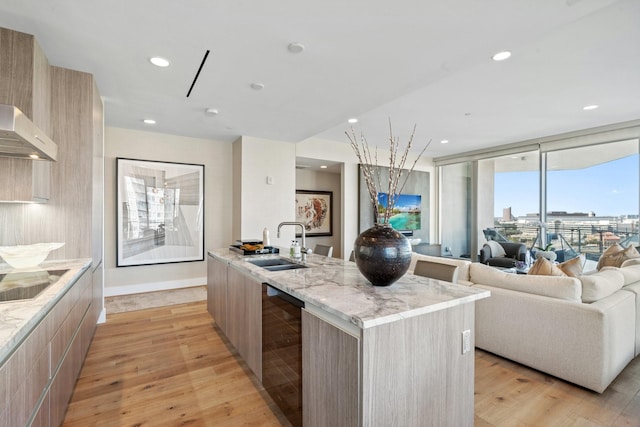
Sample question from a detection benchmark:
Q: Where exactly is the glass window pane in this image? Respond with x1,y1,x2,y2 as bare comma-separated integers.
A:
484,150,540,251
546,139,639,268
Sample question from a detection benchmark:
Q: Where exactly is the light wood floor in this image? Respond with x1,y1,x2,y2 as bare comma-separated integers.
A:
64,301,640,427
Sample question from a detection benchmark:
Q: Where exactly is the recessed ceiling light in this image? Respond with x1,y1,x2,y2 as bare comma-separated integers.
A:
492,51,512,61
143,119,156,124
287,42,305,53
583,104,599,110
320,165,328,169
250,82,265,90
205,108,219,116
440,140,449,144
348,118,358,124
149,57,170,67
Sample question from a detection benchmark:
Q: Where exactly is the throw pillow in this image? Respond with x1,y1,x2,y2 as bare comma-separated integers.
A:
528,256,567,277
597,243,640,270
557,255,583,277
622,258,640,268
486,240,506,258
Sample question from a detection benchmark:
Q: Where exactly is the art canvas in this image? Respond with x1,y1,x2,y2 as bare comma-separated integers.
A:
295,190,333,236
116,158,204,267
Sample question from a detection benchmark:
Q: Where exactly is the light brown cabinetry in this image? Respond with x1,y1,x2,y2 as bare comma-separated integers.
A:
206,255,262,380
0,268,93,427
207,255,228,333
0,27,50,132
302,310,360,427
0,27,51,202
226,265,262,380
303,303,475,427
360,303,475,427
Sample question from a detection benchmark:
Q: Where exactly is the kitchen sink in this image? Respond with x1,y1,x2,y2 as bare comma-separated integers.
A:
248,258,308,271
0,269,68,302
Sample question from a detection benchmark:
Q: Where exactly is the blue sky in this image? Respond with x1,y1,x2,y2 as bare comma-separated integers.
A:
495,155,639,217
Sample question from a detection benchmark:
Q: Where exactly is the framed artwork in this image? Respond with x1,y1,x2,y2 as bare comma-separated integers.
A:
295,190,333,236
116,158,204,267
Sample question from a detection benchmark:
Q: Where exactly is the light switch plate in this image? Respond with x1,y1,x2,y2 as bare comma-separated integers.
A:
462,330,471,354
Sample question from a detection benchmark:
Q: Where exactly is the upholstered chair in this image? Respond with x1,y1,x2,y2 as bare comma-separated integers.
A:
479,240,526,268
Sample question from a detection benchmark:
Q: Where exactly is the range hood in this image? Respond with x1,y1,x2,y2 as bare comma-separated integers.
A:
0,104,57,161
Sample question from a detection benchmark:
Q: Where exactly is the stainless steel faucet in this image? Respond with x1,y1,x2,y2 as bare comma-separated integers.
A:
277,222,312,261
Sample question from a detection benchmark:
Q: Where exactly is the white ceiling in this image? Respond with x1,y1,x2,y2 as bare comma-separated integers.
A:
1,0,639,158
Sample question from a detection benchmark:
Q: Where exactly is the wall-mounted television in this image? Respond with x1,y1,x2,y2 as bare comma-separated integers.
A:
377,193,422,231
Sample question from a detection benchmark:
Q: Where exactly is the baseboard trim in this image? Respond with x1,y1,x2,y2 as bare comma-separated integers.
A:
104,277,207,297
97,307,107,324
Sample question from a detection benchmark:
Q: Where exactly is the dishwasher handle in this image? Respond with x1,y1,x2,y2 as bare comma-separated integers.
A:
264,283,305,308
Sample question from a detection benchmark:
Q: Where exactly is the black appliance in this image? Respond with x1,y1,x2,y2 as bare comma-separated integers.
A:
262,283,304,427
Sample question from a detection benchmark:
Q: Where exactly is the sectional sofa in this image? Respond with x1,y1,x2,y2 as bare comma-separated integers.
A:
408,253,640,393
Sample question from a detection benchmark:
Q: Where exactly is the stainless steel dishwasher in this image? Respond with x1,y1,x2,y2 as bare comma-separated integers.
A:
262,283,304,427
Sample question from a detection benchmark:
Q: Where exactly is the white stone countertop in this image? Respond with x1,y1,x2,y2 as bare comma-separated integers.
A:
0,258,92,365
208,248,489,329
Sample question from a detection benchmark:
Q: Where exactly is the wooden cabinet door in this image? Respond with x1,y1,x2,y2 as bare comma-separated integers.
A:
207,255,228,333
226,266,262,380
0,27,52,202
241,273,262,380
302,310,359,427
360,303,475,427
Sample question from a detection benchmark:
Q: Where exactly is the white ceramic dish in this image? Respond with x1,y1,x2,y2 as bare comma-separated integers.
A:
0,242,65,269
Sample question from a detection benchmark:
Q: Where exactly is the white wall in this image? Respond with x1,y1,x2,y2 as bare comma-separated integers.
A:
295,168,342,258
103,128,435,294
236,136,297,246
295,138,359,258
104,127,233,296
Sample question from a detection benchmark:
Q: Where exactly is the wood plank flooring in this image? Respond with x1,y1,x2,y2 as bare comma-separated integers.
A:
63,301,288,427
63,301,640,426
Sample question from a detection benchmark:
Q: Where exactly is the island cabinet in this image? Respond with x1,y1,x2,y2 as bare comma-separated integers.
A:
359,303,475,427
207,255,262,380
207,255,228,333
302,310,360,427
226,265,262,380
302,303,475,427
207,249,486,427
0,266,93,427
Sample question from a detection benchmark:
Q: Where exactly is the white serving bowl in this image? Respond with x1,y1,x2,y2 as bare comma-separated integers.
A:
0,242,65,269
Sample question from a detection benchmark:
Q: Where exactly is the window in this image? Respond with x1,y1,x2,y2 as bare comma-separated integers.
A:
438,135,639,264
491,150,540,249
545,139,639,268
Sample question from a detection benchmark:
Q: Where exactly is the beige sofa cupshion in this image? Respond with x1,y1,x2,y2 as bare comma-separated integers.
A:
409,253,640,393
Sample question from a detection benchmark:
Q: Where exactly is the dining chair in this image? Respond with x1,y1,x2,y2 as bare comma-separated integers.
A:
413,260,459,283
314,244,333,257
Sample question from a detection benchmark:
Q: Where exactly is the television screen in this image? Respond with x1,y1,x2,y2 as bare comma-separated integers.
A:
377,193,421,231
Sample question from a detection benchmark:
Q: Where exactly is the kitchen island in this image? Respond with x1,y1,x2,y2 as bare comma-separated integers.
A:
208,248,489,427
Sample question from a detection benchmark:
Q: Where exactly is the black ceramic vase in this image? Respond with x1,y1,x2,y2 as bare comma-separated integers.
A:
353,223,412,286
